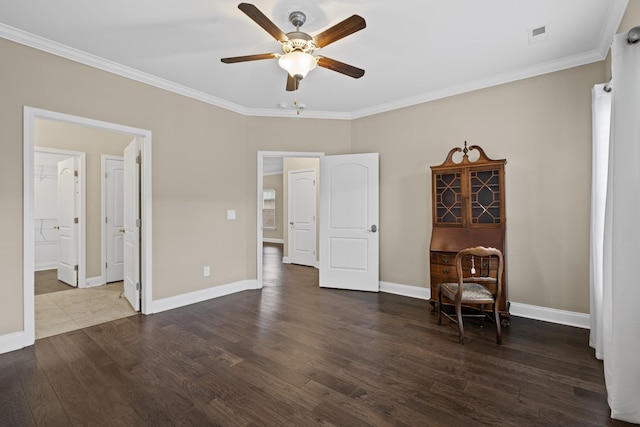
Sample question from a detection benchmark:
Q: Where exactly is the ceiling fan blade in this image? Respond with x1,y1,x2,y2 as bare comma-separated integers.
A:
286,74,299,91
317,57,365,78
221,53,277,63
238,3,288,42
313,15,366,48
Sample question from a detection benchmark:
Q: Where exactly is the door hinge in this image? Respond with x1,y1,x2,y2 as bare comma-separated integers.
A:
136,218,141,228
105,262,108,269
136,153,141,164
105,217,108,224
136,282,141,291
105,172,108,179
74,265,78,271
74,217,79,224
74,170,78,177
313,179,316,186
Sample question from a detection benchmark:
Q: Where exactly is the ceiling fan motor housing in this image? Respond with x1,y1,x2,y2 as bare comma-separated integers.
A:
289,11,306,28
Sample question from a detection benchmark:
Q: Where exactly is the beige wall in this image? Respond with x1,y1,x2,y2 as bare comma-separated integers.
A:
2,2,637,337
0,37,249,334
35,119,133,278
282,157,321,261
352,62,606,313
262,173,283,241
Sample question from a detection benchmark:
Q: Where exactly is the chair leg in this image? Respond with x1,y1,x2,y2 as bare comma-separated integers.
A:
456,301,464,344
436,284,442,325
494,303,502,345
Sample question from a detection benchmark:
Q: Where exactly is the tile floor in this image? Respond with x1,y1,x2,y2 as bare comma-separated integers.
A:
35,282,137,339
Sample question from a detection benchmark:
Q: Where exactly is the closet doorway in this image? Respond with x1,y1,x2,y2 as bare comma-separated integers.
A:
23,107,153,345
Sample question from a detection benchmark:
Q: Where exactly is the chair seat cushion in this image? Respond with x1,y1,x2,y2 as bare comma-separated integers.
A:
441,282,493,300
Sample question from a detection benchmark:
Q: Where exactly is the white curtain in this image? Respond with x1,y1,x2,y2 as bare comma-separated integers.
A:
591,32,640,424
589,83,610,360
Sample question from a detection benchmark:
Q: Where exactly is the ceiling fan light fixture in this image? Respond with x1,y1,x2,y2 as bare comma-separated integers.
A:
278,51,317,80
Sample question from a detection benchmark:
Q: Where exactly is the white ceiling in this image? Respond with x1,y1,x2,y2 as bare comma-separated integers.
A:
0,0,628,119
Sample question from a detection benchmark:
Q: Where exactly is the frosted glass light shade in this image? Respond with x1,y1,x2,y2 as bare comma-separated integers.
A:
278,51,317,79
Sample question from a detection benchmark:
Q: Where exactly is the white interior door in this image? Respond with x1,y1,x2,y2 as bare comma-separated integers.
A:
288,169,317,267
106,157,125,283
57,157,78,286
319,153,379,291
123,139,140,311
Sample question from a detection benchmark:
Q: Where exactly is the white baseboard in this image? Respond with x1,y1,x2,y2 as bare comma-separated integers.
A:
282,257,291,264
509,302,590,329
0,279,590,356
379,282,590,329
0,331,27,355
84,276,105,288
263,238,284,244
35,263,57,271
380,281,430,300
150,279,259,314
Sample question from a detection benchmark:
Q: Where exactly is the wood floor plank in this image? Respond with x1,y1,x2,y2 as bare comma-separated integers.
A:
0,242,631,426
14,358,71,425
0,362,36,426
30,338,105,425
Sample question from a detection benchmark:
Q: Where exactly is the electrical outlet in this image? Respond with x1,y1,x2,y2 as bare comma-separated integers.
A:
203,266,211,277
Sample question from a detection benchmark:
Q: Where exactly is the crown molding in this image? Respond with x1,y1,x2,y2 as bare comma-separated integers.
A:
0,23,249,115
596,0,629,57
0,23,351,120
351,49,605,119
247,107,352,120
1,0,627,123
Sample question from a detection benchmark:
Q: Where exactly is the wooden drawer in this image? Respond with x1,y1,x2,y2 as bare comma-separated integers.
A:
431,252,498,277
431,251,455,266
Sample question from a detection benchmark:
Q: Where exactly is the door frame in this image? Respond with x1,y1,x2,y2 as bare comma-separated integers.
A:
257,151,323,288
23,106,153,346
34,147,86,283
101,154,124,284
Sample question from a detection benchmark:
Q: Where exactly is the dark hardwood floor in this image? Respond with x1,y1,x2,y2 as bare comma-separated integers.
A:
0,242,628,426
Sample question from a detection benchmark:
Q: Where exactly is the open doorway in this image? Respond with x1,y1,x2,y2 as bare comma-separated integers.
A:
258,151,380,293
23,107,153,345
257,151,323,289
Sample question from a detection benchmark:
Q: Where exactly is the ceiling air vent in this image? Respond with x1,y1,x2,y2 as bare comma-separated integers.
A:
528,25,548,45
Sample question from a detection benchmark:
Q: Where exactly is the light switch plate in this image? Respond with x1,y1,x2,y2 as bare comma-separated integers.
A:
227,209,236,220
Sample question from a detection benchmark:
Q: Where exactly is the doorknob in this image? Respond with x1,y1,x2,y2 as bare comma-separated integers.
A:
290,222,294,226
368,225,377,233
119,228,125,233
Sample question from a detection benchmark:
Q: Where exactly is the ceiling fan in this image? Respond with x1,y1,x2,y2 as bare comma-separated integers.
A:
221,3,366,91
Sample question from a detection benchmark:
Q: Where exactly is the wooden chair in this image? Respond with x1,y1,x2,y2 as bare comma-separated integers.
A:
436,246,504,344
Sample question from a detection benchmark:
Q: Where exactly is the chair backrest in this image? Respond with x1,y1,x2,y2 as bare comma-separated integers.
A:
454,246,504,299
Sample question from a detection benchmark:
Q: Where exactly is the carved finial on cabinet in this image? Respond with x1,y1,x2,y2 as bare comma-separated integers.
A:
436,142,505,167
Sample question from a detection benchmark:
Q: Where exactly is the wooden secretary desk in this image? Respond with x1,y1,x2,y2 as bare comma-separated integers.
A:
429,142,508,318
